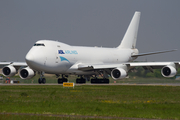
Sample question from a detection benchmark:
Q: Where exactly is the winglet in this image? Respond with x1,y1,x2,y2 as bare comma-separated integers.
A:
118,11,141,49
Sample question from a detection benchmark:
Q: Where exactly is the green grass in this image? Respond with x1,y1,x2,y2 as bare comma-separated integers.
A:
0,85,180,119
0,113,104,120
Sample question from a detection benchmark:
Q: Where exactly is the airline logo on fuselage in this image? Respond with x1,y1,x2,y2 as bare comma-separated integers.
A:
58,50,78,54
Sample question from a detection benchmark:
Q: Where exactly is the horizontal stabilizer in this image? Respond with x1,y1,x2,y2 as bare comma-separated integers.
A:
132,49,177,57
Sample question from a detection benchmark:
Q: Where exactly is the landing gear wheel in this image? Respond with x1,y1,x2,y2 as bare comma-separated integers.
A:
38,78,42,84
58,78,63,84
63,78,68,83
58,78,68,84
76,78,86,84
91,78,109,84
38,78,46,84
42,78,46,84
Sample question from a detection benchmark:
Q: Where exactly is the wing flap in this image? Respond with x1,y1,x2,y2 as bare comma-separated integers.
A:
77,63,120,71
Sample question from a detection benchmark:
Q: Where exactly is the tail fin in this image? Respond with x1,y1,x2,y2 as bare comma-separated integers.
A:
118,11,141,49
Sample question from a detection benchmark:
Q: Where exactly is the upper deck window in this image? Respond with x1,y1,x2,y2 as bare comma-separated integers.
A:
34,43,45,46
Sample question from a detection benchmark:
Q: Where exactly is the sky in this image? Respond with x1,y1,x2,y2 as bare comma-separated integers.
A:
0,0,179,62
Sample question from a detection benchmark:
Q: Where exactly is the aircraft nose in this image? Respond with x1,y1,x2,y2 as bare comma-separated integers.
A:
25,52,34,63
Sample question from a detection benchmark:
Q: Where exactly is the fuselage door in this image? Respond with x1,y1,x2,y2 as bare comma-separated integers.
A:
55,55,59,63
56,45,61,63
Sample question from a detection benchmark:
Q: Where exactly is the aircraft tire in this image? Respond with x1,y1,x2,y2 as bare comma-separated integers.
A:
91,79,97,84
58,78,68,84
63,78,68,82
58,78,63,84
38,78,42,84
76,78,86,84
101,78,109,84
91,78,109,84
82,79,86,83
42,78,46,84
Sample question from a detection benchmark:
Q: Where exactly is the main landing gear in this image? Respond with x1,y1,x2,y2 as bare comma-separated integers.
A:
76,76,86,84
38,78,46,84
76,76,109,84
57,75,68,84
56,74,110,84
37,72,109,84
57,75,87,84
58,78,68,84
91,78,109,84
38,72,46,84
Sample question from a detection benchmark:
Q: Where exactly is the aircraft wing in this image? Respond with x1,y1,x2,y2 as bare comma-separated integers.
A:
76,61,180,79
0,62,27,68
78,64,118,70
77,62,180,71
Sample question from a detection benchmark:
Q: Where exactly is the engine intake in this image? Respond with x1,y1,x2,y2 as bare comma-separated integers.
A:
19,67,35,79
2,65,17,77
111,68,127,80
161,66,177,77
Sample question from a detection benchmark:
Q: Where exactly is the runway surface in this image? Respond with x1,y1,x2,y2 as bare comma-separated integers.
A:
1,83,180,86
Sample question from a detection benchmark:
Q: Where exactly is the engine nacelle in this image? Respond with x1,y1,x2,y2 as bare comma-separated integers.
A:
161,66,177,77
19,67,35,79
2,65,17,77
111,68,127,80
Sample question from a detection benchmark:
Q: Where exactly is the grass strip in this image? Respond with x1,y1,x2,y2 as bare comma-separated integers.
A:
0,85,180,119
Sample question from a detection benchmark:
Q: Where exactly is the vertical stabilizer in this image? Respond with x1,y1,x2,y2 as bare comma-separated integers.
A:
118,12,141,49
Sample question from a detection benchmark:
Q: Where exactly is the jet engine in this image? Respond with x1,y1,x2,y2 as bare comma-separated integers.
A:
2,65,17,77
161,66,177,77
111,68,127,80
19,67,35,79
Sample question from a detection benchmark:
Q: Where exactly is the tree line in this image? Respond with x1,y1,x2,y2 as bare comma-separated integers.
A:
128,67,180,78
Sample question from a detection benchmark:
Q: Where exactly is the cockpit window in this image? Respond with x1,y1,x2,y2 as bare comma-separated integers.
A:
34,43,45,46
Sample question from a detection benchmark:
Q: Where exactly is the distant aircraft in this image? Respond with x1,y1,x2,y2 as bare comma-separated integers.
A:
0,11,179,84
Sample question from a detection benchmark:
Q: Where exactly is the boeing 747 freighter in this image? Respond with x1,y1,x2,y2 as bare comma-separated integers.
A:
1,12,179,84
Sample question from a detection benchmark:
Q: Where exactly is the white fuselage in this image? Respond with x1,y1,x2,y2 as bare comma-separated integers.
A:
25,40,137,75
